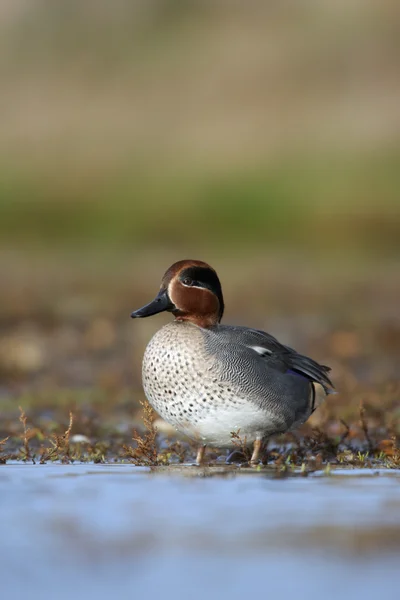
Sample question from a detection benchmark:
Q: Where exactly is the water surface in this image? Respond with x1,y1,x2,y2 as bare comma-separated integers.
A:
1,465,399,600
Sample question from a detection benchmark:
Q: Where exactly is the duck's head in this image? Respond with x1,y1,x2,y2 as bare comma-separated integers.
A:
131,260,224,328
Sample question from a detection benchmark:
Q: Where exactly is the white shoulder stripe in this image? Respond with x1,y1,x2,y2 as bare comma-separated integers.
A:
247,345,272,356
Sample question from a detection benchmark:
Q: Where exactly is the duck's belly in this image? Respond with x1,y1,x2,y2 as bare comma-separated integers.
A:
141,325,283,447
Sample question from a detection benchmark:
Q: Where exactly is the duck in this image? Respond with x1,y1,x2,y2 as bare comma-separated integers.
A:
131,260,334,465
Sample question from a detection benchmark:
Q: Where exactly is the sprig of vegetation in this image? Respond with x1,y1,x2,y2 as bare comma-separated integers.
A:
122,399,162,466
39,412,74,464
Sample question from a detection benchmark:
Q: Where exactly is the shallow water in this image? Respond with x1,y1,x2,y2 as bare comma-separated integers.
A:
1,465,399,600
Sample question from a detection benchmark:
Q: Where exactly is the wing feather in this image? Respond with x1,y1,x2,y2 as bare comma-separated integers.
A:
222,325,335,393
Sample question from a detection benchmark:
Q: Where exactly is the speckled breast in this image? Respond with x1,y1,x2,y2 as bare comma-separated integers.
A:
141,321,274,447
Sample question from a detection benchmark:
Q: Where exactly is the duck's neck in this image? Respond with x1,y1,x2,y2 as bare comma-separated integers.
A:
175,314,220,329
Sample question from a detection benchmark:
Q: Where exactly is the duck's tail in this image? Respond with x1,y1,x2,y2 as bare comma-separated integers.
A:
310,381,337,413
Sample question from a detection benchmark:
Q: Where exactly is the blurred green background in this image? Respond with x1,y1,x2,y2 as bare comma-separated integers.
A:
1,0,399,255
0,1,399,410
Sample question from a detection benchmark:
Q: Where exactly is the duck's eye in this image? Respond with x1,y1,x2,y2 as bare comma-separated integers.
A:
182,278,201,287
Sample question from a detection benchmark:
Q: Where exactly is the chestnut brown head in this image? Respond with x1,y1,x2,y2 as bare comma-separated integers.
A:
131,260,224,328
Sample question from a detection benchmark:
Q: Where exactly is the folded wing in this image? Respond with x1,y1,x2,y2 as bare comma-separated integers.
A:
221,325,335,394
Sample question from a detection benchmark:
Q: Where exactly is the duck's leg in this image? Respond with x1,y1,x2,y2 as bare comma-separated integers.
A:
196,444,207,465
250,438,263,465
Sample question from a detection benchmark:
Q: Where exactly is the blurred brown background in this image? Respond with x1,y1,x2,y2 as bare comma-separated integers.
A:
0,1,399,422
